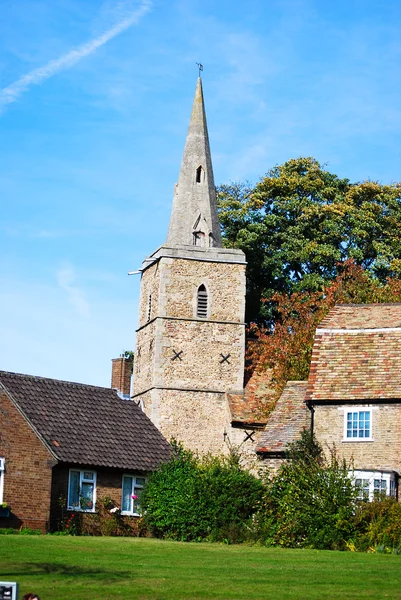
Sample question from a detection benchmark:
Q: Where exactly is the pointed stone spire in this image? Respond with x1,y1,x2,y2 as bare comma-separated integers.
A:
166,78,222,248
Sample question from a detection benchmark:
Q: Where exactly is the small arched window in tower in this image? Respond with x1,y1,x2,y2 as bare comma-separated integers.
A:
147,294,152,322
209,233,215,247
196,165,204,183
197,285,208,318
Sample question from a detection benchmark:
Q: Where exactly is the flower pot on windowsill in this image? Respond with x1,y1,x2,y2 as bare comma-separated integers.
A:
0,507,11,518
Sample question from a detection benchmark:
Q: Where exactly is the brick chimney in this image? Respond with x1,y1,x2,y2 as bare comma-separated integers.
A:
111,356,132,399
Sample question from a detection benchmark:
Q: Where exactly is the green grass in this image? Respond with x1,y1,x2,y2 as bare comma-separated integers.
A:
1,536,401,599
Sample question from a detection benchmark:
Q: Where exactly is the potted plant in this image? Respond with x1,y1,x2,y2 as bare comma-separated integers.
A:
0,502,11,518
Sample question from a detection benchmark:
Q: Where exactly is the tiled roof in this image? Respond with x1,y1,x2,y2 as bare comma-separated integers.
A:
0,370,171,471
256,381,310,453
306,304,401,402
227,370,274,425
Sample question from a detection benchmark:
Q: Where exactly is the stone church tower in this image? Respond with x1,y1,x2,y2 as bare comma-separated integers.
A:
132,78,247,454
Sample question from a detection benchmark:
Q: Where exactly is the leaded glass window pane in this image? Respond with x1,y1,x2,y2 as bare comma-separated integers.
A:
346,411,371,439
122,476,133,513
81,482,94,509
355,478,370,500
69,470,80,508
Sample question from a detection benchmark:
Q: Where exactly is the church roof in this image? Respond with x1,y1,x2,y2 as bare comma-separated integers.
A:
166,77,222,248
0,370,171,471
256,381,310,454
305,303,401,402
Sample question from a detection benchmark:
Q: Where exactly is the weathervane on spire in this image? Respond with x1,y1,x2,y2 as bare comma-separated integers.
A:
196,62,203,77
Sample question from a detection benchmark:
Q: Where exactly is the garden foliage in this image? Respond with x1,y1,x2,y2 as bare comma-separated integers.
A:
141,436,401,551
140,442,264,542
353,497,401,551
259,430,358,550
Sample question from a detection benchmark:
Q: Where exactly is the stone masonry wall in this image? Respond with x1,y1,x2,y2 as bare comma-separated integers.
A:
133,250,247,458
161,257,246,322
144,387,261,469
314,403,401,472
0,391,56,532
133,320,156,393
137,261,160,329
156,319,244,391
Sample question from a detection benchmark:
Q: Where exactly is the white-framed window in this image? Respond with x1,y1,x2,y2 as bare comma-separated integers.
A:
121,475,146,515
343,408,373,441
0,458,4,504
68,469,96,512
352,470,397,501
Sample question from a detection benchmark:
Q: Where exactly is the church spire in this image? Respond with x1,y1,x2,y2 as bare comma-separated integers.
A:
166,77,222,248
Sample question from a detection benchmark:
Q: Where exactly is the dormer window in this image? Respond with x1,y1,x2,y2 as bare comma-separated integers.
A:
196,166,204,183
197,285,208,318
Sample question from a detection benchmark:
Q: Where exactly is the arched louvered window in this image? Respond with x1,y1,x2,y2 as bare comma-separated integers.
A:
147,294,152,322
197,285,208,318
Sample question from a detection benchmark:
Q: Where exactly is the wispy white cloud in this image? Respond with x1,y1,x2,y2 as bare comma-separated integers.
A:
57,263,90,317
0,0,152,114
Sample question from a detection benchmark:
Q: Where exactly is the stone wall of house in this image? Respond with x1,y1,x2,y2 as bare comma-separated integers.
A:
314,403,401,473
0,392,56,532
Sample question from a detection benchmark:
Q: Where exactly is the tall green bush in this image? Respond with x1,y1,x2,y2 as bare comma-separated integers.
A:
141,442,264,542
353,497,401,551
259,430,358,550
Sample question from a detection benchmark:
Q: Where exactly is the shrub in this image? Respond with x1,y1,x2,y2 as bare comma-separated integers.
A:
353,497,401,552
258,430,358,550
141,442,264,542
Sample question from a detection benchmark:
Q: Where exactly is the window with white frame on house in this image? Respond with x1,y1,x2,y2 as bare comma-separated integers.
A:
121,475,146,515
344,409,372,440
68,469,96,511
352,470,396,501
0,458,4,504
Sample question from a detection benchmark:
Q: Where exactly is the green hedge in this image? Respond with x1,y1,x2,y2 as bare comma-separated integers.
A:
141,443,264,542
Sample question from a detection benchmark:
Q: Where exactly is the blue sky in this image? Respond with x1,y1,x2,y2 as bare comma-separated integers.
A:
1,0,401,387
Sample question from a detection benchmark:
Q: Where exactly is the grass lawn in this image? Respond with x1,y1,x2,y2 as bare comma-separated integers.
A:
1,536,401,600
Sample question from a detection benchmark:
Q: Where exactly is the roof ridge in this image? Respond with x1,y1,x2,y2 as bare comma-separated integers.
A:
0,370,112,391
333,302,401,307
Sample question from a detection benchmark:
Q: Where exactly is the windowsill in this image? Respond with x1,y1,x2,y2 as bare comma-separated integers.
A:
342,438,374,443
121,511,141,517
67,507,96,513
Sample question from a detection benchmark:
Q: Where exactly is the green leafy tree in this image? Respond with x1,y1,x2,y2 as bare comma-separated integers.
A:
217,158,401,323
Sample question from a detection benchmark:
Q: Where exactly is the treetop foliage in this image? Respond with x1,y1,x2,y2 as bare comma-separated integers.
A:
247,260,401,407
217,157,401,323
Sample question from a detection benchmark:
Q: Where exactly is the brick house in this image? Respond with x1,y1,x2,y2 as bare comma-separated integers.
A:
0,364,171,532
305,303,401,500
257,303,401,499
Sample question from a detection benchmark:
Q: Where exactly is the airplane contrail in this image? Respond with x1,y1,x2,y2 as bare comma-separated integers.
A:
0,0,151,113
